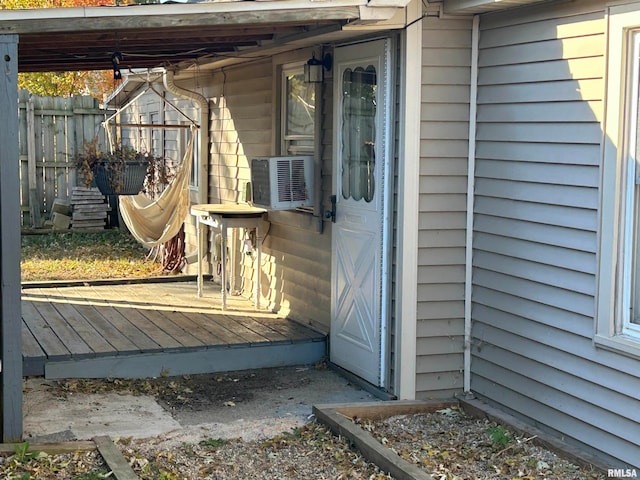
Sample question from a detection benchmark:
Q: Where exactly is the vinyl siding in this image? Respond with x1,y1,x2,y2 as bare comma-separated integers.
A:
206,57,332,330
208,61,272,205
416,16,473,399
472,0,640,466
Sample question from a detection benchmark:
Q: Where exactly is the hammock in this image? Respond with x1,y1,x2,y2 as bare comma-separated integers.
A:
119,127,195,248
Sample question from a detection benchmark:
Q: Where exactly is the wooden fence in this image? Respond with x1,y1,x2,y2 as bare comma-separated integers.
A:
18,91,110,228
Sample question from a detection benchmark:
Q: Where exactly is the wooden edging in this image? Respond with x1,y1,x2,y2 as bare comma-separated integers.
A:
21,274,208,290
314,398,609,479
94,436,139,480
0,437,139,480
0,440,95,455
313,400,454,480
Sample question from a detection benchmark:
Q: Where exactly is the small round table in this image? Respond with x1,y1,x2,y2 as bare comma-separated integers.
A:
190,204,267,310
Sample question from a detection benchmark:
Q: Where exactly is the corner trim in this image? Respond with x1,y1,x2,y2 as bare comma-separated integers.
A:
394,0,421,400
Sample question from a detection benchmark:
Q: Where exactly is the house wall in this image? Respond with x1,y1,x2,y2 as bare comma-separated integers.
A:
117,89,198,167
205,56,333,331
416,15,473,399
471,0,640,465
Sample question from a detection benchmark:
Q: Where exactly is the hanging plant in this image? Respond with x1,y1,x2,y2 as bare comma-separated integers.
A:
76,137,173,196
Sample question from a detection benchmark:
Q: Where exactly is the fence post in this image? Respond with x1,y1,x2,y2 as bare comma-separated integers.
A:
26,97,41,228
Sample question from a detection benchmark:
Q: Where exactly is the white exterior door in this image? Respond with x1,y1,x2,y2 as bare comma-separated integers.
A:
330,39,392,387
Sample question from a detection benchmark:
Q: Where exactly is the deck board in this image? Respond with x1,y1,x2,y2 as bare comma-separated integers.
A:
70,304,140,353
21,301,70,360
187,311,253,345
165,311,229,346
21,280,326,379
31,301,94,357
22,322,44,358
51,303,117,356
134,309,206,348
217,314,277,344
92,306,160,352
231,315,290,343
112,307,183,351
257,316,322,340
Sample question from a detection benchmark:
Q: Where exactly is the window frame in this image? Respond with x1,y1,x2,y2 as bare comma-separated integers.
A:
280,62,316,157
185,124,200,190
268,57,321,227
596,3,640,357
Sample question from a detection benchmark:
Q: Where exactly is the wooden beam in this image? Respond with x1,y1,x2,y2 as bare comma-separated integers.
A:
0,34,23,442
93,436,138,480
443,0,543,14
0,441,95,455
316,399,457,420
313,405,435,480
0,7,360,34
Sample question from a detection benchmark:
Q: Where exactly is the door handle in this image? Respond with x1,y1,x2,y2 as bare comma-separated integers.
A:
325,194,336,223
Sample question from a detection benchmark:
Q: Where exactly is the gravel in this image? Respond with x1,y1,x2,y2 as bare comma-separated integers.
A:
361,406,606,480
14,373,608,479
120,423,393,479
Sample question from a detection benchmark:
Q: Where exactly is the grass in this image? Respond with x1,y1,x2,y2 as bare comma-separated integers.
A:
21,229,164,282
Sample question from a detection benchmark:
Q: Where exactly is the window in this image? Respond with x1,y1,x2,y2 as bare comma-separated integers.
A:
628,32,640,338
150,112,162,157
340,65,377,203
597,4,640,356
132,114,148,152
281,63,315,156
184,125,199,188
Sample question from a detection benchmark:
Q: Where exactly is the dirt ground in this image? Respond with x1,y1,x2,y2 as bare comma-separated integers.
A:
19,368,610,479
24,364,378,445
19,365,392,479
365,408,607,480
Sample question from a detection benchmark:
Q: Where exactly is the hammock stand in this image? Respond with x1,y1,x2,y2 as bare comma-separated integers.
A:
103,81,200,271
103,82,200,153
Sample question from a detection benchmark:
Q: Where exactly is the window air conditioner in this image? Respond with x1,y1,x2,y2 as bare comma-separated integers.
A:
250,156,314,210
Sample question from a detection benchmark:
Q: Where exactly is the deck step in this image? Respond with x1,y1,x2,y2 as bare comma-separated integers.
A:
43,338,326,379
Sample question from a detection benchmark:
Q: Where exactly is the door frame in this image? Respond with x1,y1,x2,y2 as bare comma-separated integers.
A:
329,35,395,390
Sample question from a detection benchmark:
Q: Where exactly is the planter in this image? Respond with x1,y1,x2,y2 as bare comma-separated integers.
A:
94,161,149,196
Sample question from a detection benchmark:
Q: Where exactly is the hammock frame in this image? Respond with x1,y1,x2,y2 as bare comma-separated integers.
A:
103,81,200,154
118,125,197,248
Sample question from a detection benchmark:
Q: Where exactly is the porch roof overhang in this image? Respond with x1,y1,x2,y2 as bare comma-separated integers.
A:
0,0,408,73
443,0,550,14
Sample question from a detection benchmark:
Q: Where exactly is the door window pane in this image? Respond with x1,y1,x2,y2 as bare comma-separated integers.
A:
341,65,376,202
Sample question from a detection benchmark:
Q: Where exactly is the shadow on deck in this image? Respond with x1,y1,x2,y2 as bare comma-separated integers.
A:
21,280,326,379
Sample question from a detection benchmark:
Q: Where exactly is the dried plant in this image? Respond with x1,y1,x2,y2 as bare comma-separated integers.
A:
76,137,173,195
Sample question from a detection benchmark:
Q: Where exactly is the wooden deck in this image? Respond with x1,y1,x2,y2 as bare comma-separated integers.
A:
21,280,326,379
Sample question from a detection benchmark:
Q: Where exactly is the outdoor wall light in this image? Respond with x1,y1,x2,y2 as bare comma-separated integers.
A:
111,51,123,80
304,52,332,83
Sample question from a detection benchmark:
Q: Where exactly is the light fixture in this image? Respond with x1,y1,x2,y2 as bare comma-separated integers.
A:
304,52,332,84
111,51,123,80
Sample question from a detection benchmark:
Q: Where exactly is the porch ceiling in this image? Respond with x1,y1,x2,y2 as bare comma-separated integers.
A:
0,2,362,72
443,0,550,14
